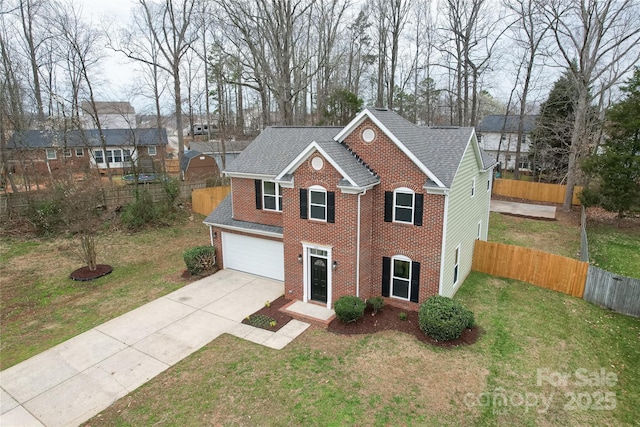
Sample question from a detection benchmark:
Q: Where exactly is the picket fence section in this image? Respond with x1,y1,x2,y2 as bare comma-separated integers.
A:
472,240,588,298
493,179,582,205
191,186,231,216
583,266,640,318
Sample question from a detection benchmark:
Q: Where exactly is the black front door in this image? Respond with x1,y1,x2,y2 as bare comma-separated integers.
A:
310,256,328,303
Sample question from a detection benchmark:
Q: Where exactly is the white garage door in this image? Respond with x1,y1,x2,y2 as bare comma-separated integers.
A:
221,232,284,281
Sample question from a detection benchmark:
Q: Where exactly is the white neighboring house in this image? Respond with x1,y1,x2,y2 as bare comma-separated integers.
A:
476,115,538,172
81,102,137,130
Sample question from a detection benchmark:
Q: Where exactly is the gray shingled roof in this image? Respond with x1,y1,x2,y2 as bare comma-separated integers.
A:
366,108,484,188
8,128,168,149
477,115,538,133
188,139,252,154
225,127,342,176
203,195,283,235
312,140,379,188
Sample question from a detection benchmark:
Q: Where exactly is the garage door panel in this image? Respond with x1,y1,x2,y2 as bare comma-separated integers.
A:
221,232,284,281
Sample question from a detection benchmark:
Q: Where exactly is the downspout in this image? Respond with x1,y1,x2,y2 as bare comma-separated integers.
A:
209,225,214,246
356,191,363,298
438,192,450,296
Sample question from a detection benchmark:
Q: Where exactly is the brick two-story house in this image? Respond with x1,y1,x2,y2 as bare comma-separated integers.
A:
204,108,496,309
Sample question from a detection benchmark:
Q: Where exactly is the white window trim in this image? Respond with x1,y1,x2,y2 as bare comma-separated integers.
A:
93,149,104,164
46,148,57,160
301,242,333,309
148,145,157,156
309,185,327,222
393,187,414,224
75,148,84,157
453,245,461,285
471,177,476,197
262,181,282,212
477,221,482,240
487,176,491,192
63,148,72,158
391,255,412,301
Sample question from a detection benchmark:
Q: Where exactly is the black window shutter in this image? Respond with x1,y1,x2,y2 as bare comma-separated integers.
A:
299,188,308,219
254,179,262,210
382,257,391,297
410,261,421,303
384,191,393,222
414,193,424,226
327,191,335,223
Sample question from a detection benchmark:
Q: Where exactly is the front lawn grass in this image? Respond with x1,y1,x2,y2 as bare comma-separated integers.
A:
85,272,640,426
587,223,640,278
0,217,210,370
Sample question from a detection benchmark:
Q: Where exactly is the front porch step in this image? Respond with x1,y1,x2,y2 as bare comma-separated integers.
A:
281,300,335,327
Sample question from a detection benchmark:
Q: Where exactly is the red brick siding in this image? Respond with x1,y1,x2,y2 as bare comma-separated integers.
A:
283,154,360,306
230,177,283,227
343,118,445,309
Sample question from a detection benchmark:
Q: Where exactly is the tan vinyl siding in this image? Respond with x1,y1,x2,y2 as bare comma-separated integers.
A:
441,135,492,297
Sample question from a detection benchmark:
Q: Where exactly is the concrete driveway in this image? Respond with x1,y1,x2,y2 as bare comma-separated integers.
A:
490,199,556,219
0,270,308,427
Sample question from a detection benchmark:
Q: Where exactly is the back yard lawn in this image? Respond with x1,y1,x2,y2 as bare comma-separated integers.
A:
84,272,640,427
0,217,210,370
588,223,640,279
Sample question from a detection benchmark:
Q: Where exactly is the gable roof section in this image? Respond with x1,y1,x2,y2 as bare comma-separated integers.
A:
203,194,283,237
276,140,379,189
180,150,217,172
477,115,538,133
8,128,168,149
224,126,342,178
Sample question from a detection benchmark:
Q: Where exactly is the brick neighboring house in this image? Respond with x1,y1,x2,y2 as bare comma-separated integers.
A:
204,108,497,309
7,128,168,176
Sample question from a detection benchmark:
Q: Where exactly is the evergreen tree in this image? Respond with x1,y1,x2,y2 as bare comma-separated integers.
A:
581,68,640,224
530,69,578,183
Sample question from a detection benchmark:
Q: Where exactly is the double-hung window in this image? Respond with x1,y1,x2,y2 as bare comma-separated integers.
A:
46,149,57,160
263,181,282,211
382,255,421,303
148,145,157,156
75,148,84,156
309,186,327,221
63,148,72,158
453,246,460,285
94,150,104,164
394,187,414,223
123,149,132,162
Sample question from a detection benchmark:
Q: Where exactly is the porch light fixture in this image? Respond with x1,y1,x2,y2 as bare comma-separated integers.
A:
332,261,338,270
298,254,303,263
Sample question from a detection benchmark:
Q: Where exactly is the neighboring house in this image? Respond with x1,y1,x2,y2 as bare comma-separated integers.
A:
81,101,137,129
204,108,496,310
180,150,221,180
188,139,252,171
476,115,538,172
7,128,168,176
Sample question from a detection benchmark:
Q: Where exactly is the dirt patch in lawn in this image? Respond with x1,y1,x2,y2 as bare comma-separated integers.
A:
328,304,480,348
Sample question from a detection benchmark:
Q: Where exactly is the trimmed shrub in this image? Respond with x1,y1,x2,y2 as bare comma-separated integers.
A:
418,296,475,341
367,296,384,314
334,296,366,323
183,246,216,275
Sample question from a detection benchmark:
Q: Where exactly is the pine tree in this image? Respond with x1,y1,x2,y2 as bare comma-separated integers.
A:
581,68,640,224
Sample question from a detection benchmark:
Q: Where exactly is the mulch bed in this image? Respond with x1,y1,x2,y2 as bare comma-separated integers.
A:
244,297,480,347
327,304,481,348
69,264,113,281
241,296,293,332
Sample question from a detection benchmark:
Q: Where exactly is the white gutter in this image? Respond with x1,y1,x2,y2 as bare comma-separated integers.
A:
209,225,214,246
438,192,450,296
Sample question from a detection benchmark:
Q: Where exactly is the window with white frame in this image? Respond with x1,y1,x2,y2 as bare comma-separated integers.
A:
393,187,414,223
94,150,104,164
75,148,84,156
309,186,327,221
471,178,476,197
63,148,72,158
453,246,460,284
391,256,412,300
477,221,482,239
148,145,157,156
123,149,132,162
46,149,56,160
263,181,282,211
487,177,491,192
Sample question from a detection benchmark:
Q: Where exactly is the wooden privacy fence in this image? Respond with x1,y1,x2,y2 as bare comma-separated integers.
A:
472,240,588,298
192,186,230,216
493,179,582,205
583,266,640,318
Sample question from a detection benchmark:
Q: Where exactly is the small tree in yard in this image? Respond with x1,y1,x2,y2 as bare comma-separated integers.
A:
581,68,640,225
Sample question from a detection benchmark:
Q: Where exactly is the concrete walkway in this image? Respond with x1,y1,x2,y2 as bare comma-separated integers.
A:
0,270,309,427
490,199,556,219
